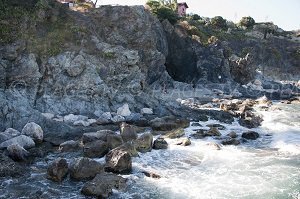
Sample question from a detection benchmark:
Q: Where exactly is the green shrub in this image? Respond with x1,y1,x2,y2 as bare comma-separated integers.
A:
239,16,255,29
210,16,227,30
191,14,201,21
146,0,178,24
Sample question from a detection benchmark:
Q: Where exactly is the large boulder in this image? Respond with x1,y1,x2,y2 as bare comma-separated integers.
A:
0,128,21,143
107,134,123,150
150,116,189,131
113,142,138,157
69,157,104,180
105,148,132,174
81,173,127,198
0,153,28,177
134,132,153,153
164,128,185,139
153,137,168,149
7,144,29,161
0,135,35,149
21,122,44,143
59,140,81,152
239,111,263,128
83,140,109,158
120,123,138,142
82,130,115,144
47,158,69,182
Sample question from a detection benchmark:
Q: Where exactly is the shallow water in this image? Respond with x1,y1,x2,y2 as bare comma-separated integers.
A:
0,102,299,199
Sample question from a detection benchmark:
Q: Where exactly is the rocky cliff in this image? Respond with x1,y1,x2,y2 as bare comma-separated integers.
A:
0,0,299,137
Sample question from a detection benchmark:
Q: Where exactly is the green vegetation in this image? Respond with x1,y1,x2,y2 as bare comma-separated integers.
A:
210,16,227,30
146,0,179,24
0,0,89,57
239,16,255,29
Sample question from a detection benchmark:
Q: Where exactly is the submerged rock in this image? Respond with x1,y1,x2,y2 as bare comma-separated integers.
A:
0,135,35,149
206,127,221,137
206,124,226,130
135,132,153,153
227,131,238,138
142,171,161,179
153,137,168,149
69,157,104,180
221,138,240,146
81,173,127,198
105,148,132,174
47,158,68,182
7,144,29,161
206,142,221,150
21,122,44,143
83,140,109,158
242,131,259,140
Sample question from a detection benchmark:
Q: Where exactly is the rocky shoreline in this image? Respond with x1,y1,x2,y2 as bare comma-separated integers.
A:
1,96,299,198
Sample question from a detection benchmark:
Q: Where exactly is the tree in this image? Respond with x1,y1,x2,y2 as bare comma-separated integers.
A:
210,16,227,30
239,16,255,29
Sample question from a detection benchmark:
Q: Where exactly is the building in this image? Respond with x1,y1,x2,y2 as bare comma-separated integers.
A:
177,2,188,17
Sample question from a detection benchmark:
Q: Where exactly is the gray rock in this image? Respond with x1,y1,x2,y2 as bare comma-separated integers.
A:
153,138,168,149
221,138,241,146
47,158,69,182
117,104,131,117
59,140,80,152
69,157,104,180
65,54,86,77
242,131,259,140
175,137,191,146
135,132,153,153
164,128,185,139
227,131,237,138
113,142,139,157
111,115,125,123
7,144,29,161
81,173,126,198
64,114,88,123
105,148,132,174
150,116,190,131
0,153,28,177
82,130,115,144
206,124,226,130
107,134,123,150
84,140,109,158
120,122,138,142
0,135,35,149
206,127,221,136
22,122,44,143
0,128,21,143
206,142,221,150
141,108,153,115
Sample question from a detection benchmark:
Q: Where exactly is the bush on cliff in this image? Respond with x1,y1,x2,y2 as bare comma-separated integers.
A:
146,0,178,24
239,16,255,29
210,16,228,30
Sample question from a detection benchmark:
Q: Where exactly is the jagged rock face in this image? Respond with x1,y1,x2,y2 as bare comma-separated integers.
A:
89,5,168,84
162,21,231,84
